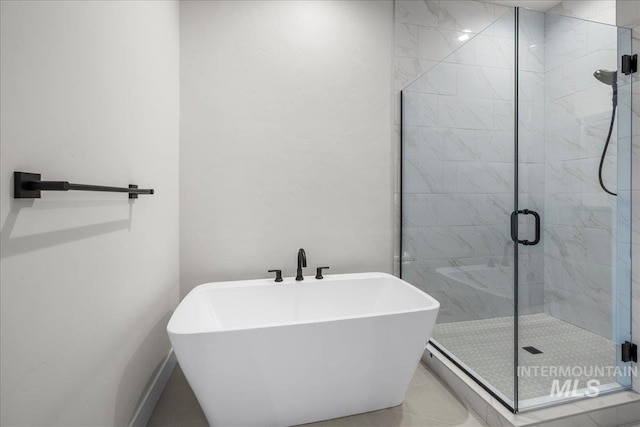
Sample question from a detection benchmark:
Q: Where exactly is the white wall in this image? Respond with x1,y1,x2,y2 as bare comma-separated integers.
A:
179,0,394,295
0,1,179,425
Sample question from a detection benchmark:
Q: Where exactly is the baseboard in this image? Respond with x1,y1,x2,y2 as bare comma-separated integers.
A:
129,349,177,427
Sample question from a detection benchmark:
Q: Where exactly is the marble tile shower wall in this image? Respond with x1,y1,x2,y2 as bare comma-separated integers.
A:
517,10,546,314
399,5,547,324
541,14,619,339
394,0,511,277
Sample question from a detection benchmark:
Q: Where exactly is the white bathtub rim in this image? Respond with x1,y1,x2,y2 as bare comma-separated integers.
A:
168,272,440,336
189,271,400,289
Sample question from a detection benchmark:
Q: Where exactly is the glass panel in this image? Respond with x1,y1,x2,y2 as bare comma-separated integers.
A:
516,8,633,410
401,5,633,412
401,10,516,408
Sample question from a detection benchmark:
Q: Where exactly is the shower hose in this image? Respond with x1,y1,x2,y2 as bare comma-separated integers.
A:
598,103,617,196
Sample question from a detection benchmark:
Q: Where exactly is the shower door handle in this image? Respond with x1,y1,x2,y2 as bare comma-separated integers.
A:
510,209,540,246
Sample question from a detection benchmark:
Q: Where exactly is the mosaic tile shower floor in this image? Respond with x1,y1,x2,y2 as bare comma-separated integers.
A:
433,313,619,403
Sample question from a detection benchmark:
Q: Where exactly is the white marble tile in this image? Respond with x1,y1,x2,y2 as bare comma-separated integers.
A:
424,127,477,161
395,57,437,90
476,34,514,70
549,0,616,26
518,8,545,73
418,26,477,62
476,130,513,162
519,163,544,194
456,161,513,194
544,253,613,304
545,49,617,102
544,20,588,72
409,61,457,95
443,36,476,65
535,0,622,344
402,260,450,293
438,96,494,130
402,91,438,126
494,100,514,131
519,71,544,104
484,8,514,39
545,158,611,195
395,0,438,27
518,129,545,164
434,193,512,226
518,101,543,133
406,125,487,164
543,289,613,339
587,20,618,52
457,65,512,100
402,158,455,194
438,0,495,33
544,224,613,265
545,85,612,132
544,126,588,161
519,7,545,44
544,191,614,229
402,194,439,227
395,23,418,58
542,269,612,338
544,65,565,100
519,37,545,73
544,11,582,41
402,224,511,261
474,34,514,69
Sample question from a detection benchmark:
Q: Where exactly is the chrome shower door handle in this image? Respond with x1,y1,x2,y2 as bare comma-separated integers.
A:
510,209,540,246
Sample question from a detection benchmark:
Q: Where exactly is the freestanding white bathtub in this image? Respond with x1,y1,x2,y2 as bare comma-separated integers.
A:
167,272,440,426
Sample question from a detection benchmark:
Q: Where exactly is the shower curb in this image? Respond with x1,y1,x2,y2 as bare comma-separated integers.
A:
422,343,640,427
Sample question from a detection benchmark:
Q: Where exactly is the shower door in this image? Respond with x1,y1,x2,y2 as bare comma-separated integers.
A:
515,8,634,410
401,6,634,413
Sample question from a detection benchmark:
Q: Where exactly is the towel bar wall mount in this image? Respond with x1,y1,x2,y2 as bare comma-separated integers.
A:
13,171,154,199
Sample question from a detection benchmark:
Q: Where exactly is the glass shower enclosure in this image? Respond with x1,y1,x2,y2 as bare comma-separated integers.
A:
400,7,633,412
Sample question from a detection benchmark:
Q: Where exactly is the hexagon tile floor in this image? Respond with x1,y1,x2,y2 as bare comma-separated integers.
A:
433,313,619,403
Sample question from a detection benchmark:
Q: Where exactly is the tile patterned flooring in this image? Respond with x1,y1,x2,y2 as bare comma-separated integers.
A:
147,362,487,427
433,313,618,403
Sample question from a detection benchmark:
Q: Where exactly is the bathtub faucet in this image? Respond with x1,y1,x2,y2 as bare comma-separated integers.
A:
296,248,307,281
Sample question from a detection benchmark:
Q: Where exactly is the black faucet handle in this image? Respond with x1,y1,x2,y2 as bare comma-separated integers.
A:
315,266,330,280
268,269,283,282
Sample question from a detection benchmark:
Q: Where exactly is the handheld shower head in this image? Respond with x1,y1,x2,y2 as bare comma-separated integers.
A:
593,68,619,197
594,68,618,108
593,69,617,86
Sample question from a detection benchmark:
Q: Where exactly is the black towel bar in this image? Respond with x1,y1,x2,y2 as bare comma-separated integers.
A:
13,171,154,199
